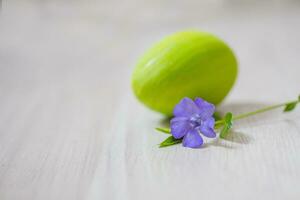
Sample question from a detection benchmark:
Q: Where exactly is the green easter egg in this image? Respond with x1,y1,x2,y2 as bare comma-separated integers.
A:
131,31,238,116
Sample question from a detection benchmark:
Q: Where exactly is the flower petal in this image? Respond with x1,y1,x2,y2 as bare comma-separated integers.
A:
182,129,203,148
198,117,216,138
170,117,192,139
173,97,200,117
194,98,215,120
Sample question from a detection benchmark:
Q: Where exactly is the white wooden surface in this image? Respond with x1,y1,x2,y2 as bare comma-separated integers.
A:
1,1,300,200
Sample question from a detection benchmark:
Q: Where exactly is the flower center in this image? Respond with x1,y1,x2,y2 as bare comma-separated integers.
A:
189,114,202,127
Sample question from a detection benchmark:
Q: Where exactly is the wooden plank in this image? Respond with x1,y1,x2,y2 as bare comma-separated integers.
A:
0,1,300,200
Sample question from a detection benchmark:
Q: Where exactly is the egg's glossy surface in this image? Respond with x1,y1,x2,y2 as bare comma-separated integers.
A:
132,31,238,116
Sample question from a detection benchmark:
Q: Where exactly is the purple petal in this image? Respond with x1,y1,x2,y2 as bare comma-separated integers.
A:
182,129,203,148
194,98,215,120
170,117,192,139
173,97,200,117
198,117,216,138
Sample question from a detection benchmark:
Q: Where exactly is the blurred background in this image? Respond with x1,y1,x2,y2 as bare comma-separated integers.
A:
1,0,300,102
0,0,300,200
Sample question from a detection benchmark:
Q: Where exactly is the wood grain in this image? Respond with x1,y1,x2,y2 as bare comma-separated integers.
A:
0,1,300,200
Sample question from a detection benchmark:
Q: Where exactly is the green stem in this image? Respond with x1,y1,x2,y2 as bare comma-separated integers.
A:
215,99,299,126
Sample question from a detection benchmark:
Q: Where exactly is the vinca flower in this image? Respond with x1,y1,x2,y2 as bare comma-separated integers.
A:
171,97,216,148
157,95,299,149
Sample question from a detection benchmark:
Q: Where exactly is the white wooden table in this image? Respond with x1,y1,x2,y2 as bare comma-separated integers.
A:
0,1,300,200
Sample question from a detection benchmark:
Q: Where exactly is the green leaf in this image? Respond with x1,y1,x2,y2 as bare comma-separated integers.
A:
284,95,300,112
214,120,224,129
213,112,223,121
284,102,297,112
155,127,171,134
219,112,233,139
159,136,182,148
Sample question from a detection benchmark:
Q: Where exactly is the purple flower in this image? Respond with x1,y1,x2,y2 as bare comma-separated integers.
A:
170,97,216,148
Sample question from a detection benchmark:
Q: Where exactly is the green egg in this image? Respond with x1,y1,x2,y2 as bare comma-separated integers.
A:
131,31,238,116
